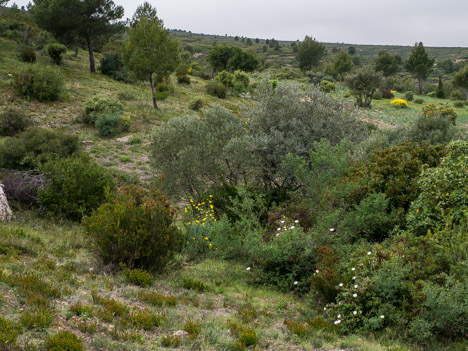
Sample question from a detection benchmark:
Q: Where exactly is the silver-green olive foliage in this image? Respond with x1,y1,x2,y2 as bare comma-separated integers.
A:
123,16,179,109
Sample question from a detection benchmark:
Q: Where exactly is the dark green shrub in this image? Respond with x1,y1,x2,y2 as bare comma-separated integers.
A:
20,46,36,63
46,43,67,65
138,292,177,307
45,331,83,351
161,335,182,348
176,68,190,84
450,89,466,101
404,91,414,101
82,96,123,126
123,267,153,287
453,101,465,108
184,320,201,337
0,107,32,136
414,98,425,104
234,70,249,89
408,105,457,145
238,328,258,347
188,97,204,111
182,277,208,292
250,227,316,293
95,112,128,137
38,154,114,220
83,185,182,271
0,127,79,170
154,82,174,101
13,65,64,102
0,317,20,347
206,81,227,98
99,53,126,81
380,88,394,99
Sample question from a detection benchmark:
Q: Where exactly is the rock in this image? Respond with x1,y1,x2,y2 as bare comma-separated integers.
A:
172,330,189,337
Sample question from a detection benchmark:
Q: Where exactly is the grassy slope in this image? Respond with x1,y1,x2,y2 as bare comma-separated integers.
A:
1,12,468,350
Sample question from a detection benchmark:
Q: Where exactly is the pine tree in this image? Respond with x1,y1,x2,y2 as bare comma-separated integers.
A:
405,42,434,95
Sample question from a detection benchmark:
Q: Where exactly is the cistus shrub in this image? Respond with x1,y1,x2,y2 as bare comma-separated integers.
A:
13,65,64,102
0,107,32,136
45,331,83,351
20,46,36,63
82,95,123,126
38,154,114,220
46,43,67,65
319,80,336,93
0,127,79,170
83,185,182,271
206,81,227,98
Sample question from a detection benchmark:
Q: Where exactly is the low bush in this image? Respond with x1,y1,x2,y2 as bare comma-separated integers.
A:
46,43,67,65
320,80,336,93
0,107,32,136
82,95,123,126
20,45,36,63
188,97,204,111
176,68,191,84
391,99,408,108
122,267,153,287
404,91,414,101
0,127,79,170
453,101,465,108
45,331,83,351
99,53,126,81
20,307,54,329
0,317,20,347
13,65,64,102
83,185,182,271
95,112,129,137
0,170,44,207
380,88,394,99
450,89,466,101
154,82,174,101
414,98,425,104
206,81,227,98
38,154,114,220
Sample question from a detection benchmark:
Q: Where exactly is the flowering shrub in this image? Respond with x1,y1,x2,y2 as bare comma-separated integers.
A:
421,103,456,122
391,98,408,108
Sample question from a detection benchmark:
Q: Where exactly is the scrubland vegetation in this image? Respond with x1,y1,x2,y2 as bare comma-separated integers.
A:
0,2,467,350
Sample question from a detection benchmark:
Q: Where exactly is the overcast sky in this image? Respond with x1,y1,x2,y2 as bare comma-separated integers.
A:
9,0,468,47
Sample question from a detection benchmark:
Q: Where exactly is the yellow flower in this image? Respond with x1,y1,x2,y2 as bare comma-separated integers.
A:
210,205,214,209
209,195,213,198
203,218,206,221
209,243,212,247
190,199,193,203
196,220,199,223
193,237,195,240
184,208,187,213
202,202,205,205
205,237,208,240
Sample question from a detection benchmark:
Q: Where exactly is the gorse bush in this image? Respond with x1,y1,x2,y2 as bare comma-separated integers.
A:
0,127,79,170
83,185,182,271
391,98,408,108
82,95,123,126
0,107,32,136
38,154,114,220
46,43,67,65
13,65,64,102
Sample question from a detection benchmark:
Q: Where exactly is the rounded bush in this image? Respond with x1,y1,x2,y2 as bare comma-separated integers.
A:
83,185,183,271
215,70,235,87
450,89,466,101
405,91,414,101
453,101,465,108
206,81,227,98
82,96,123,125
391,98,408,108
189,97,204,111
20,46,36,63
38,154,114,220
46,43,67,65
95,112,125,137
319,80,336,93
414,98,425,104
13,65,64,102
99,53,126,81
0,107,32,136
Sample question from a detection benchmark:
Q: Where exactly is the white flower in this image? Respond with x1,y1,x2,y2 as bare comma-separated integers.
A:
352,276,356,280
353,311,357,315
294,219,299,223
329,228,335,232
294,281,298,285
290,226,295,229
337,314,341,318
351,267,356,271
367,251,371,255
354,284,358,289
380,315,385,319
277,228,281,231
280,220,285,224
323,307,327,311
315,269,319,273
276,233,280,237
339,283,343,287
246,267,251,271
353,293,357,298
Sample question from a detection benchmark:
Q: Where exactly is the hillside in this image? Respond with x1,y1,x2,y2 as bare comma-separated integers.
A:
1,7,467,351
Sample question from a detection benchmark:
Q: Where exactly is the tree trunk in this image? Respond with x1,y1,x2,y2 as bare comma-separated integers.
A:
149,73,158,109
86,37,96,73
418,77,423,95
